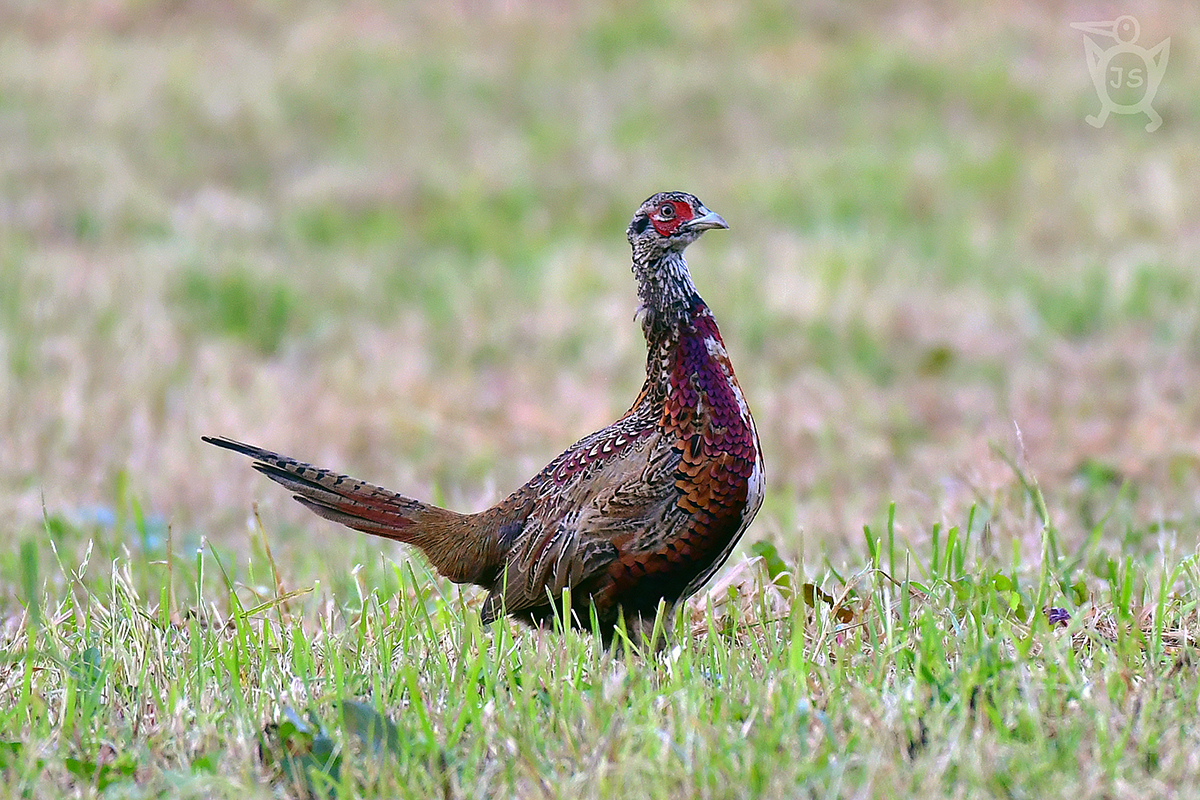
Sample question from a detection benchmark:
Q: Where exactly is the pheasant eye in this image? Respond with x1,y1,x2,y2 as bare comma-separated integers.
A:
658,204,675,219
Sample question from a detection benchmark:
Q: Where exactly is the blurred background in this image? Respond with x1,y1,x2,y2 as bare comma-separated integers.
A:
2,0,1198,572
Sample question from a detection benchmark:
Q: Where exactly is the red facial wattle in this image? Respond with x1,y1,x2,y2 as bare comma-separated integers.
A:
650,200,695,237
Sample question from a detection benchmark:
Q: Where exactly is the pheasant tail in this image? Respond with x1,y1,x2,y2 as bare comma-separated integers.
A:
201,436,498,584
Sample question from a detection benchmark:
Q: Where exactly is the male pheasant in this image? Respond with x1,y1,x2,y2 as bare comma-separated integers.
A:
205,191,764,642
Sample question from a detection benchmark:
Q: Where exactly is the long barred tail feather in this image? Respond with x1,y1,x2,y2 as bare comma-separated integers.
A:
203,435,503,585
202,436,456,540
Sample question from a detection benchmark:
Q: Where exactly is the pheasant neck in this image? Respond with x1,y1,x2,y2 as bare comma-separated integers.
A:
633,249,700,335
637,292,732,420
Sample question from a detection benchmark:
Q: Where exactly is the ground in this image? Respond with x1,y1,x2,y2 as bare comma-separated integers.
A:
2,1,1200,797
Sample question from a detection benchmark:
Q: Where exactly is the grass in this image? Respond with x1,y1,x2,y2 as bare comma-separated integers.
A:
6,489,1200,798
3,0,1200,797
171,265,309,356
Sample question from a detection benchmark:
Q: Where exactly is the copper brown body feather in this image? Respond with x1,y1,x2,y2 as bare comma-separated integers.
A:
205,192,764,641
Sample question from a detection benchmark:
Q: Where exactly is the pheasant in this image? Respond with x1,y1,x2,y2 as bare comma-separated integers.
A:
205,191,764,642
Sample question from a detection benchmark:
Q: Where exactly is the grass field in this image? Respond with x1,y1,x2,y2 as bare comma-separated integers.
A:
3,1,1200,797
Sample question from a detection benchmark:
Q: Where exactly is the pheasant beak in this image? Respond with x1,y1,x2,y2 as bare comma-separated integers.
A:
683,207,729,232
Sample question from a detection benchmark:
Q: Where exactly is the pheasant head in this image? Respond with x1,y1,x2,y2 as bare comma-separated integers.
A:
626,191,728,331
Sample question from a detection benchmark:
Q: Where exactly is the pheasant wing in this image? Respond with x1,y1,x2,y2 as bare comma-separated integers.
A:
479,428,679,623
